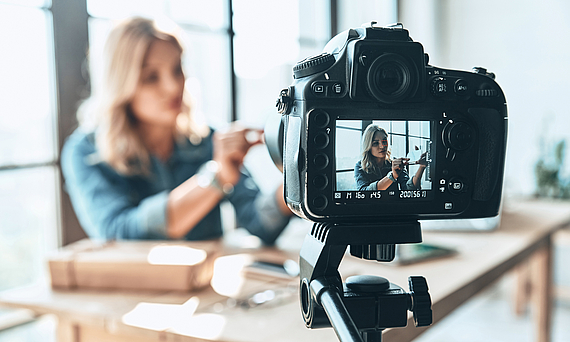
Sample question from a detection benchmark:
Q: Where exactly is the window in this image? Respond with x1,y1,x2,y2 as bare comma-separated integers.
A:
0,0,398,293
0,1,59,291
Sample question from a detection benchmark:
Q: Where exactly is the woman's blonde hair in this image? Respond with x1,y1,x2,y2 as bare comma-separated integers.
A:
77,17,208,176
360,124,391,173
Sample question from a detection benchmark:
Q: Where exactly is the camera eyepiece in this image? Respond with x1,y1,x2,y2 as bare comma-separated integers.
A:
367,53,418,103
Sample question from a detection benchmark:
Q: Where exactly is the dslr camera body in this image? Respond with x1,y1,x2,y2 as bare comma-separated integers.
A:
273,22,507,224
269,23,508,339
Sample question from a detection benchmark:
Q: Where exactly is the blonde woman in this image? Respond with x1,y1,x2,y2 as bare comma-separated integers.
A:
354,124,427,191
61,17,291,244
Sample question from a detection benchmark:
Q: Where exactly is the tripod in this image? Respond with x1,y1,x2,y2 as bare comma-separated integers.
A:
299,220,433,342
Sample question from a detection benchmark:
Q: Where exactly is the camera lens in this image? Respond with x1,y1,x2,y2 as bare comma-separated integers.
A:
367,53,418,103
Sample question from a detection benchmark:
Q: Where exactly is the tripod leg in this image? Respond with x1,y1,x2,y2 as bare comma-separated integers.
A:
361,331,383,342
317,284,364,342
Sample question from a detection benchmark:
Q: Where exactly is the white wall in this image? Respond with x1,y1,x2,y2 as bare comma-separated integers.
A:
400,0,570,196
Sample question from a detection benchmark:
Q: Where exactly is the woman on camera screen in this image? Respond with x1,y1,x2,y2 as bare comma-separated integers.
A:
354,124,427,191
61,17,291,244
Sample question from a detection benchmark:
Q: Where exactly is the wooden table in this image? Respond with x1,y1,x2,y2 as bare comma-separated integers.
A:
1,199,569,342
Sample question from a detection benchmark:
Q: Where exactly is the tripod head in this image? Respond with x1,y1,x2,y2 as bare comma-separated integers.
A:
299,220,432,342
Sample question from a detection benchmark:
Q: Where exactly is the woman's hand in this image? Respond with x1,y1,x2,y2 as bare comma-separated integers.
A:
391,157,410,179
418,152,429,167
213,124,263,185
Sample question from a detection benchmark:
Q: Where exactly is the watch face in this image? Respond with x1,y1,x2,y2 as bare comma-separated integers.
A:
197,172,213,188
197,161,218,188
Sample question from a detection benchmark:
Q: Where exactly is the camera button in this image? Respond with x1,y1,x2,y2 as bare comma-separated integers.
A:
312,109,330,127
312,83,325,94
448,178,465,194
312,175,328,190
312,195,328,211
431,77,447,95
444,121,474,151
332,83,343,95
454,79,469,95
313,153,329,169
313,132,329,149
444,203,453,210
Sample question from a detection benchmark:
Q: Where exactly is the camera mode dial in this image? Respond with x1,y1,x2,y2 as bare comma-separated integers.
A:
293,53,336,79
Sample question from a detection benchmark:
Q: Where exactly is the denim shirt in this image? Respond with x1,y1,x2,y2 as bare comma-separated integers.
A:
61,129,290,245
354,160,418,191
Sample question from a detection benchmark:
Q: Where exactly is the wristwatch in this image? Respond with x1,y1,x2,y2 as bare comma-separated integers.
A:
387,171,397,182
196,161,234,196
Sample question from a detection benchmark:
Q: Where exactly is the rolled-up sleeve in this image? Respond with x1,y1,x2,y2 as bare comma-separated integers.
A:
400,171,417,190
61,133,168,240
354,162,377,191
226,169,290,245
137,190,169,238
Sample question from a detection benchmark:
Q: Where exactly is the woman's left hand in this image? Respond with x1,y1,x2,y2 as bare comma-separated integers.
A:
418,152,429,167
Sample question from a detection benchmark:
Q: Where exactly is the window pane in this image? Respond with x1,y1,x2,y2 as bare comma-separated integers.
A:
337,120,361,129
337,0,397,32
298,0,330,42
233,0,330,190
87,0,165,19
0,5,55,167
391,135,406,158
336,128,361,170
374,121,391,132
86,18,112,95
0,167,58,291
409,120,421,137
0,0,49,7
87,0,228,30
409,137,426,154
233,0,300,83
337,171,356,191
390,121,406,134
181,30,232,127
167,0,227,29
233,0,329,127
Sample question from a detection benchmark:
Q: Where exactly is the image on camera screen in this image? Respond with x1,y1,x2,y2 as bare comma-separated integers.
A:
335,119,433,201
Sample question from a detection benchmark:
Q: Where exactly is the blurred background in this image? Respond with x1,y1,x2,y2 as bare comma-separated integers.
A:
1,0,570,341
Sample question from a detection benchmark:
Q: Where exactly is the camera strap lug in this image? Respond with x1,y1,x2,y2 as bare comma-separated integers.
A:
276,86,294,114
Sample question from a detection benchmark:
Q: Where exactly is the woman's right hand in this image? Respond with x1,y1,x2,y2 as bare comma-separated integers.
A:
391,157,410,179
213,124,263,186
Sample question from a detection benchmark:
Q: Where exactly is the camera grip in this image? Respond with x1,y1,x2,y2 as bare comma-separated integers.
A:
284,115,303,205
470,108,506,201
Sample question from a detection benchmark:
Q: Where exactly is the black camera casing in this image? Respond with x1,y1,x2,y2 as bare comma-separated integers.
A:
274,23,507,223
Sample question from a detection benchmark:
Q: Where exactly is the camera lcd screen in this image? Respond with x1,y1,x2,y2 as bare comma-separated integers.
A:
335,119,433,203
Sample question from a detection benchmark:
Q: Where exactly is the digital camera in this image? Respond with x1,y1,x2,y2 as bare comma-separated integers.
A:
269,22,507,223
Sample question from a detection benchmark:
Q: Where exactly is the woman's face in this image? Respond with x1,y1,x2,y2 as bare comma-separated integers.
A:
370,131,389,161
130,39,185,129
